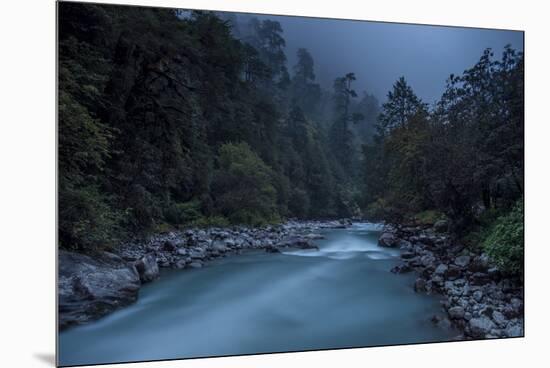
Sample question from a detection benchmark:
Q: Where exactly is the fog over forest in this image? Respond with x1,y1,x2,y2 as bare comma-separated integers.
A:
222,11,523,104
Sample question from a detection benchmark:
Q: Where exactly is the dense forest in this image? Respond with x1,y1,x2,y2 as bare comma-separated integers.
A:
58,4,523,274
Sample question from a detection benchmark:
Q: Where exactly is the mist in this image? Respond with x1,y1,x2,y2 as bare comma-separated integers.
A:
226,12,523,104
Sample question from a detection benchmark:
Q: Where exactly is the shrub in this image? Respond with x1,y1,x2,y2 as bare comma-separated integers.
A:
164,200,202,225
482,200,524,276
212,142,279,225
413,210,446,225
58,185,124,250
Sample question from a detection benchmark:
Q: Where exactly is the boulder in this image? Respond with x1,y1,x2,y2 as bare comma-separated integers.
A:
470,272,492,286
472,290,484,302
224,238,236,248
211,240,228,253
162,240,177,252
448,306,465,320
492,310,507,327
58,250,141,331
378,232,398,247
434,263,449,276
468,254,490,273
189,248,206,259
188,261,203,269
454,255,471,268
446,265,463,280
469,316,496,338
175,259,188,269
504,323,523,337
398,239,412,249
391,264,412,274
305,233,325,240
401,252,416,260
420,254,436,268
414,278,427,292
134,253,159,283
277,236,317,249
418,234,436,246
265,245,281,253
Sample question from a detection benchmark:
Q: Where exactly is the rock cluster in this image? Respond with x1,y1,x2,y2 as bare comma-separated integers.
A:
383,224,524,339
117,222,329,270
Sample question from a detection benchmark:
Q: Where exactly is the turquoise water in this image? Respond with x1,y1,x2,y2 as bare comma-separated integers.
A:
58,223,454,366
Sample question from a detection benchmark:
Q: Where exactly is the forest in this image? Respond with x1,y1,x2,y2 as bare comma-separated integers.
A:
58,4,524,275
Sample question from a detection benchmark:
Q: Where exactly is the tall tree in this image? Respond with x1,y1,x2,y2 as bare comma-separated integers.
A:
290,48,321,116
378,76,427,132
330,73,363,175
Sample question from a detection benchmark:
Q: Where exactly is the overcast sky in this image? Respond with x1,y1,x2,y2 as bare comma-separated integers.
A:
238,13,523,104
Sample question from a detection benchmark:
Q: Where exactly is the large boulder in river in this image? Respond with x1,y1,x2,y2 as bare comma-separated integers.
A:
134,253,159,283
58,250,141,331
276,236,317,249
378,232,398,247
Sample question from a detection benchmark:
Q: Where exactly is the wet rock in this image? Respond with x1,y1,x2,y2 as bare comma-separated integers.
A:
414,278,427,292
175,259,187,269
473,290,483,302
398,239,412,249
468,254,490,273
305,233,325,240
211,240,228,253
188,261,203,269
469,316,496,338
277,236,317,249
492,310,507,327
504,323,523,337
58,250,141,331
401,252,416,260
189,248,206,259
265,245,281,253
134,253,159,283
432,315,452,329
470,272,492,286
378,232,398,247
434,263,448,276
454,255,471,268
446,265,462,280
391,264,412,274
487,267,501,281
448,306,465,320
420,254,436,267
162,240,177,252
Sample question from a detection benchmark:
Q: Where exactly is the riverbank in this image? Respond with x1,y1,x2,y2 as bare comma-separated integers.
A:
58,219,351,330
377,222,524,339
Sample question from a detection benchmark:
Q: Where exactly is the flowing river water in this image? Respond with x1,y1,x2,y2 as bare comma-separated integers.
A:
58,223,455,366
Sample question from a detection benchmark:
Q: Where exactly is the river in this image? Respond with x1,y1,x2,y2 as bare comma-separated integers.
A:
58,223,455,366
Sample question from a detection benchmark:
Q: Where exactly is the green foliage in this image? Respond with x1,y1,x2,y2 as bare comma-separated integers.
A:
191,216,231,228
58,185,124,250
164,200,203,225
212,143,279,225
378,77,427,132
482,200,524,275
413,210,446,226
362,47,523,242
